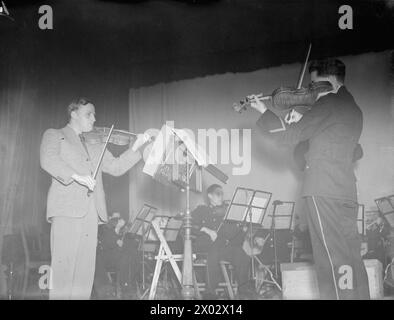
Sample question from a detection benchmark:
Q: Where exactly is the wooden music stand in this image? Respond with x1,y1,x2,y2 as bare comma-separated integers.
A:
148,216,185,300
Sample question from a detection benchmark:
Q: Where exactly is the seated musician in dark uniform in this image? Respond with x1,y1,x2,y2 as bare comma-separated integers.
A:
191,184,255,299
93,213,140,299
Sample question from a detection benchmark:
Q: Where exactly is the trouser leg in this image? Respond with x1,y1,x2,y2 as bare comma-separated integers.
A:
118,239,140,287
70,202,98,299
49,201,98,300
305,196,369,299
93,250,111,298
229,246,251,290
49,216,80,300
206,242,226,293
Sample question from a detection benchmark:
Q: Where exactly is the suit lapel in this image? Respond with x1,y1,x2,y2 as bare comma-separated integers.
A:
61,125,90,159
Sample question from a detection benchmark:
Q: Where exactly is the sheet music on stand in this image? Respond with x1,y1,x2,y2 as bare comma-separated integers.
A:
143,124,203,192
139,215,183,253
143,124,228,192
375,195,394,228
262,201,295,230
218,187,272,231
129,204,158,239
145,216,183,242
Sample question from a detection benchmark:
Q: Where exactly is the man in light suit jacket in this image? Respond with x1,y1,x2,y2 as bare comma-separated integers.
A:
40,97,148,299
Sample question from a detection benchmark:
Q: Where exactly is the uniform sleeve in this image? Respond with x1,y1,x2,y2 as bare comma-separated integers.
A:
101,147,142,176
40,129,75,185
218,221,244,241
256,98,333,148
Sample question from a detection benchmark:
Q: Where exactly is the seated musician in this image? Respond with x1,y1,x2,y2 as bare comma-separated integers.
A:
93,213,140,299
191,184,256,299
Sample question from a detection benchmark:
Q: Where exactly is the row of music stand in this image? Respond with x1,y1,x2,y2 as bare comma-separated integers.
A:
127,204,183,299
216,187,295,290
127,186,298,298
129,195,393,299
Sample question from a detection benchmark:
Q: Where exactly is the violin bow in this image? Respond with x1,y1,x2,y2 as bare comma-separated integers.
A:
296,43,312,90
87,124,114,196
93,124,114,180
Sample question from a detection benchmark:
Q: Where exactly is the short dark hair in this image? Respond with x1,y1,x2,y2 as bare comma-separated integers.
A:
67,97,92,119
205,184,223,204
309,58,346,83
206,184,222,195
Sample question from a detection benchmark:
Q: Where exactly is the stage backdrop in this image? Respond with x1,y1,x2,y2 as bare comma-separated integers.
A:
129,50,393,220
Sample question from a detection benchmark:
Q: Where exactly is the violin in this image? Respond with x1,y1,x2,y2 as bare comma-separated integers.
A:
84,125,154,197
82,126,150,146
233,81,333,115
243,231,270,256
233,44,333,118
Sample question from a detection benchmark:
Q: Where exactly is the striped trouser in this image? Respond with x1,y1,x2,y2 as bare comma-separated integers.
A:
304,196,370,300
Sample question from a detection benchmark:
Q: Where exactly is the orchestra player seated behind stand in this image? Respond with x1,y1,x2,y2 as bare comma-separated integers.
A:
93,213,140,299
191,184,257,299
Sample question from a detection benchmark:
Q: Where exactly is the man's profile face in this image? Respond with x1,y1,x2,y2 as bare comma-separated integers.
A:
71,103,96,132
208,187,224,207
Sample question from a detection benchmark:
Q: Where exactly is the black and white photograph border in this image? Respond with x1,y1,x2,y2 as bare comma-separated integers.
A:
0,0,394,308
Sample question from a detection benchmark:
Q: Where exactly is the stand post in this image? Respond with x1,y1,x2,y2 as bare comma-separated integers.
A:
248,208,255,280
271,202,279,279
181,160,195,300
141,223,146,290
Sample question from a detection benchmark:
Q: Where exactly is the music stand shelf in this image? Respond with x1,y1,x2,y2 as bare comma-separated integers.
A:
375,195,394,228
217,187,273,286
218,187,273,229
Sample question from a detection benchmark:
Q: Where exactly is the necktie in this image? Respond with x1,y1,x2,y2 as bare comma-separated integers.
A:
79,134,92,162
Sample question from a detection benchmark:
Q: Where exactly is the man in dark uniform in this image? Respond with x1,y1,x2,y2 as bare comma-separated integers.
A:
94,213,141,299
191,184,254,299
250,58,370,299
